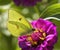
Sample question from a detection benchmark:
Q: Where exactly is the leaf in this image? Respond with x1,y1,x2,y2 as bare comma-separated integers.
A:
0,33,12,50
48,0,58,5
0,0,12,5
0,9,6,15
40,3,60,18
16,45,21,50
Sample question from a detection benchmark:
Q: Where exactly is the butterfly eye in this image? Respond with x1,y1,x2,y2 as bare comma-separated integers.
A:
32,29,35,31
19,18,22,21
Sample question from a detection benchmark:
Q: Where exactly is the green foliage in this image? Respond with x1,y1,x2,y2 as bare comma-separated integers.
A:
48,0,58,5
40,3,60,18
0,33,13,50
0,0,12,5
0,36,8,50
0,9,6,15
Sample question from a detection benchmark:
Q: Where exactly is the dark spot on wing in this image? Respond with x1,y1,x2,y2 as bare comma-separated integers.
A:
19,18,22,21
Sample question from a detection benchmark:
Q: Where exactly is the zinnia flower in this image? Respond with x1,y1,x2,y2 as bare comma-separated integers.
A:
13,0,42,6
18,18,57,50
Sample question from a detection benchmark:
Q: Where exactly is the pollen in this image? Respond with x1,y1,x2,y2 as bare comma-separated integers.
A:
27,37,34,44
31,41,37,46
27,37,32,41
43,32,46,37
27,28,46,45
39,37,45,40
34,29,38,32
27,37,37,46
39,32,46,40
39,29,43,32
33,41,37,45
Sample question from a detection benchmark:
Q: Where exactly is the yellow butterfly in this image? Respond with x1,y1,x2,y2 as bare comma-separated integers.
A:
7,9,33,37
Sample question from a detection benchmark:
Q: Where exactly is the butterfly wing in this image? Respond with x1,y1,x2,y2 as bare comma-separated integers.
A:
8,9,32,29
7,9,32,37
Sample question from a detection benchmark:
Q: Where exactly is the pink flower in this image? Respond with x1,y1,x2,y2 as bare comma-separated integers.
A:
18,18,57,50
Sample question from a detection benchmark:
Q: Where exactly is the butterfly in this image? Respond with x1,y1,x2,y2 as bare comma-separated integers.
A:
7,9,33,37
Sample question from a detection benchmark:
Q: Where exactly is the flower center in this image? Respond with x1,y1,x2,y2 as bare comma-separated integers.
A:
27,29,46,46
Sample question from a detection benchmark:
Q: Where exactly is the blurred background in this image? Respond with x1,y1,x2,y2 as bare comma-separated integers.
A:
0,0,60,50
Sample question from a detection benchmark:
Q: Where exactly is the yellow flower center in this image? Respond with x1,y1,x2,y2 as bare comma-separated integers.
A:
27,29,46,46
27,37,37,45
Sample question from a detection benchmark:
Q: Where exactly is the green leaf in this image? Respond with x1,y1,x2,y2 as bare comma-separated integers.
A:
40,3,60,18
0,0,12,5
0,33,12,50
48,0,58,5
16,45,21,50
0,9,6,15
